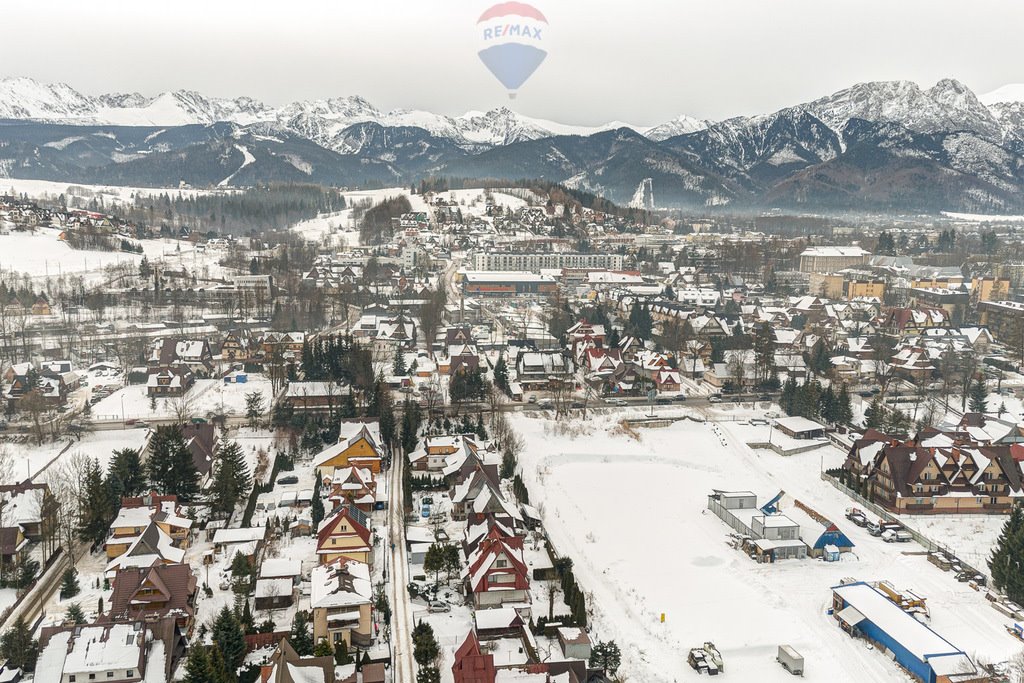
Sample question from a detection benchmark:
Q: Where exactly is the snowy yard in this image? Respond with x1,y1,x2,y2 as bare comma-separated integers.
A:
0,428,151,484
90,375,274,422
511,412,1020,682
0,226,229,284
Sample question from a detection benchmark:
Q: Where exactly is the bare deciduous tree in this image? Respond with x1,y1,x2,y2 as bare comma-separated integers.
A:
169,392,196,425
43,450,92,567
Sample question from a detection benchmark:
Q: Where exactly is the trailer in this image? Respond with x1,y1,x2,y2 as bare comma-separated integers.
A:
777,645,804,676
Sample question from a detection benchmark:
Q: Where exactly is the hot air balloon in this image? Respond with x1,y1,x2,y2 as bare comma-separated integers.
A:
476,2,548,99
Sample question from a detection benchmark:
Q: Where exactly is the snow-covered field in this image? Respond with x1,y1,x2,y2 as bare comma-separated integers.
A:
290,209,359,248
0,227,227,283
1,428,152,484
511,410,1018,682
941,211,1024,223
90,375,274,422
0,229,143,281
0,178,220,206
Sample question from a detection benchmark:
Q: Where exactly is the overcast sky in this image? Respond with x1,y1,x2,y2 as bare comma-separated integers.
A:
2,0,1021,125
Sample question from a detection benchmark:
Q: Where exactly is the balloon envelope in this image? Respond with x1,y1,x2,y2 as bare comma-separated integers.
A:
478,44,548,92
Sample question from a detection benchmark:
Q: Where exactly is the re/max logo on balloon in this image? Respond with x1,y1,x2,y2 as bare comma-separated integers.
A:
481,24,543,41
476,2,549,100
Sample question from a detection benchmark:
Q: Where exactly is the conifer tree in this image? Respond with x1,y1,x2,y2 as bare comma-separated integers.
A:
311,475,325,529
78,458,114,546
0,616,38,671
864,396,886,430
334,638,352,665
212,605,246,676
147,426,200,500
416,668,441,683
290,610,314,655
969,378,989,414
183,644,211,683
313,638,334,657
836,383,854,426
107,447,146,499
494,354,509,393
60,567,80,599
990,503,1024,602
65,602,86,624
412,621,439,667
209,441,252,515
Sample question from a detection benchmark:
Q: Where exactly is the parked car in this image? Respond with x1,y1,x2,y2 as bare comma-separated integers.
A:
527,395,537,404
709,396,722,403
655,397,672,405
277,475,299,485
427,600,451,613
674,394,688,402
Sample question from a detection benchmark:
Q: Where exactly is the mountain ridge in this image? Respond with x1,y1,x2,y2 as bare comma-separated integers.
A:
3,76,1024,213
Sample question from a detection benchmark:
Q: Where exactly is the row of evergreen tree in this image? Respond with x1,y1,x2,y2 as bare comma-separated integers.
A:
779,378,853,426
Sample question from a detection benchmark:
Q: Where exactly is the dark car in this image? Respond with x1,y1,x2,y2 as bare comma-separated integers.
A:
655,397,672,405
277,475,299,485
674,394,688,402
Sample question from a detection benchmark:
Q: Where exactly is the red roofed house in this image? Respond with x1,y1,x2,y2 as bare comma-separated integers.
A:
316,504,373,567
463,532,530,609
452,630,496,683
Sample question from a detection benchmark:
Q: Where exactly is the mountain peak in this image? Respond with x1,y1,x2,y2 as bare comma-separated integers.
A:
982,84,1024,106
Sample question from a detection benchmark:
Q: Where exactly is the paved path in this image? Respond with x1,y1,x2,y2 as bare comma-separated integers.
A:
387,458,415,680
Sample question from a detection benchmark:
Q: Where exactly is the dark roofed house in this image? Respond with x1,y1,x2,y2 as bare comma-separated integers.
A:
259,638,334,683
0,527,28,575
146,365,195,397
108,564,198,630
844,427,1024,515
180,423,220,483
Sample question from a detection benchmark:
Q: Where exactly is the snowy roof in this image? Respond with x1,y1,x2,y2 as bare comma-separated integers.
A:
256,577,294,599
63,623,145,674
475,607,522,630
213,527,266,545
801,246,869,257
260,558,302,579
309,559,372,609
774,416,825,434
832,582,967,661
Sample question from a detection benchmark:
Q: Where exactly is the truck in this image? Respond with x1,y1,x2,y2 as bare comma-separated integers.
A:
777,645,804,676
845,508,868,527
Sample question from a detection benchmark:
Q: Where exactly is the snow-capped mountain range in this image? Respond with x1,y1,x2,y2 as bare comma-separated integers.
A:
0,76,678,151
3,75,1024,212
